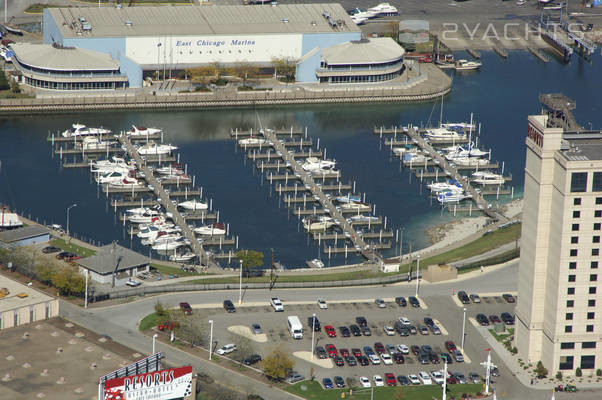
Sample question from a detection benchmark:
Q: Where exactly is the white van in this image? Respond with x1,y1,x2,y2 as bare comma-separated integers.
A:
287,316,303,339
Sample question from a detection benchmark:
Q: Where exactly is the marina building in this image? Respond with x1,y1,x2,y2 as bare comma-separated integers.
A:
0,226,50,249
516,94,602,375
0,276,59,331
76,243,150,287
23,4,406,90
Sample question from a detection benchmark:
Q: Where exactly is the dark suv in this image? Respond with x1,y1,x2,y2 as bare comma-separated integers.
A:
395,296,407,307
223,300,236,313
355,316,368,327
308,316,321,331
408,296,420,308
457,291,470,304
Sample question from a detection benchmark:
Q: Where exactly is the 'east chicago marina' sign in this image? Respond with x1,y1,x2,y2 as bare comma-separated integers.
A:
175,39,256,47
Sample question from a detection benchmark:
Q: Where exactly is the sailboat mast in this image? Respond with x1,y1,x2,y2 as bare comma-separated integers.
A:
439,93,444,127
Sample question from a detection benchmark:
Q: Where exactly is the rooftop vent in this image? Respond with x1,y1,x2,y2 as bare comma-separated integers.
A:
82,22,92,31
125,20,133,27
282,18,289,23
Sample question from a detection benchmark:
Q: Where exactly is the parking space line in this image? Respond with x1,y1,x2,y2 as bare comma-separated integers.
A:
292,351,334,368
415,296,428,310
451,295,466,308
432,319,449,335
468,317,479,328
457,347,472,364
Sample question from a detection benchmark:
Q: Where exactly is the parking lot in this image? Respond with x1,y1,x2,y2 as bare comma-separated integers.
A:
187,292,517,389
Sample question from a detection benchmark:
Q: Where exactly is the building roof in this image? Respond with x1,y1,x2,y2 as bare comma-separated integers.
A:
0,276,55,314
47,4,359,38
77,243,149,275
561,140,602,161
322,37,405,65
0,212,23,228
0,225,49,244
11,43,120,71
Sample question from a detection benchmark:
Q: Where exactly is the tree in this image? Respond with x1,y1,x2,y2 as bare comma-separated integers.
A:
187,65,215,85
0,70,9,90
535,361,548,378
230,334,256,367
236,250,264,269
576,367,582,377
230,61,258,87
211,61,226,81
262,346,294,380
154,301,167,317
51,266,85,296
170,311,206,347
10,79,21,94
556,371,563,380
270,57,297,82
35,264,54,284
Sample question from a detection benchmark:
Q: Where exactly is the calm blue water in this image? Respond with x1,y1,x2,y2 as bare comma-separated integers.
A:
1,51,601,268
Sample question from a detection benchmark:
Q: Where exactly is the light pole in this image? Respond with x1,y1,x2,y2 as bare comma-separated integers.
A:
238,258,243,304
66,203,77,245
461,307,467,352
442,359,447,400
415,255,420,297
208,320,214,360
84,269,89,309
311,313,316,360
152,333,158,354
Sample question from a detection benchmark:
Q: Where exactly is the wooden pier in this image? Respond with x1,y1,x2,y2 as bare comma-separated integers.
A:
247,150,322,160
47,132,162,143
230,128,303,138
527,46,549,63
493,46,508,59
466,48,481,59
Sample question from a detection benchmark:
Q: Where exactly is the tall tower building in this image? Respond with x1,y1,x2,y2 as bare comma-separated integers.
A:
516,94,602,375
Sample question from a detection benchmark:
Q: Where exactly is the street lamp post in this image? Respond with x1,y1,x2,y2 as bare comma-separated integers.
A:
415,255,420,297
239,259,243,304
208,319,214,360
461,307,467,352
84,269,89,309
311,313,316,360
152,333,158,354
442,359,448,400
66,203,77,245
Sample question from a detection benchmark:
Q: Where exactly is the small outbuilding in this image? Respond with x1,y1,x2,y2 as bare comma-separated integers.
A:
76,243,150,287
422,263,458,283
0,225,50,249
0,275,59,331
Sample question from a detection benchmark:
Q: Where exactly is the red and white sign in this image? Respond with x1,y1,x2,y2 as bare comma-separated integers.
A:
104,366,193,400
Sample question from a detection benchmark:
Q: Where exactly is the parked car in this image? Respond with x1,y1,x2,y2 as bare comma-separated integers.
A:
502,293,515,303
369,354,381,365
374,342,385,354
418,371,432,385
334,376,345,388
423,317,434,327
446,375,458,384
381,353,393,365
468,372,481,383
325,325,337,338
501,312,515,325
490,366,500,377
361,325,372,336
180,302,192,315
355,316,368,327
440,353,453,364
489,314,502,324
395,323,410,336
42,246,61,254
357,355,369,366
373,375,384,387
322,377,334,389
285,372,305,384
429,352,440,364
350,324,361,336
409,296,420,307
339,326,351,337
269,297,283,311
399,316,411,325
363,346,375,356
340,348,350,357
418,352,430,364
396,344,409,354
384,325,395,336
317,298,328,309
333,356,345,367
352,348,362,358
430,324,442,335
392,353,405,364
411,345,421,355
223,300,235,313
359,376,371,387
431,370,445,384
316,346,327,359
243,354,262,365
375,298,386,308
126,279,142,287
385,344,397,354
470,294,481,303
345,355,357,366
385,373,397,386
445,341,457,353
307,316,321,331
216,343,237,355
408,374,421,385
395,296,407,307
453,349,464,362
457,291,470,304
397,375,410,385
418,325,429,335
326,344,338,357
453,372,467,384
407,325,417,335
421,345,433,354
251,323,262,334
476,313,490,326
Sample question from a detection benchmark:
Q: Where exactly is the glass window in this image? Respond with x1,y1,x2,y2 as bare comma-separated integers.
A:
593,249,599,256
590,287,597,294
596,223,601,231
583,342,596,349
573,210,581,218
559,356,574,370
586,325,594,332
581,355,595,369
565,325,573,333
569,262,577,269
566,313,573,320
596,210,602,218
570,249,578,257
568,287,575,295
574,198,582,206
593,172,602,192
589,299,596,307
590,274,598,282
573,224,580,231
594,236,601,243
587,312,595,319
567,300,574,307
571,172,588,192
561,342,575,349
569,275,576,282
571,237,579,244
597,197,602,205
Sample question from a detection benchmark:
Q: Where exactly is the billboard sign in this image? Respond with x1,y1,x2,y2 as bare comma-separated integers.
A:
103,365,193,400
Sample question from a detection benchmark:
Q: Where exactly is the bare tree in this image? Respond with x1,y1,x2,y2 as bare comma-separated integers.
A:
230,61,258,87
229,334,256,367
270,57,298,82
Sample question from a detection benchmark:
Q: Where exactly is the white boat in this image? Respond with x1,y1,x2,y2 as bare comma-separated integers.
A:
367,3,399,16
402,152,430,164
472,171,505,185
153,233,182,244
306,259,325,268
137,222,175,238
129,212,166,224
178,199,208,211
137,141,178,155
392,146,417,156
336,195,361,203
302,216,336,232
152,240,186,251
109,177,143,188
75,136,115,151
89,156,135,174
0,47,13,62
301,157,337,172
444,145,489,158
238,137,267,146
194,223,226,236
96,170,132,184
447,155,489,167
170,252,196,262
455,59,482,71
340,202,371,212
424,128,466,141
437,190,471,204
348,215,379,223
62,124,111,138
155,164,184,176
129,125,162,136
427,180,463,193
126,206,160,216
351,15,368,25
348,7,377,19
441,122,476,132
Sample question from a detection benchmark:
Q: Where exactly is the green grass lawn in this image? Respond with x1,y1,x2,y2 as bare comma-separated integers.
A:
489,327,514,343
150,263,206,277
24,3,67,13
50,238,96,258
286,380,482,400
183,269,389,285
139,312,163,331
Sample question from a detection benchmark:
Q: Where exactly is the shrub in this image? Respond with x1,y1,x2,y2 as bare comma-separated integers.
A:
535,361,548,378
0,70,9,90
597,369,602,377
576,367,582,377
556,371,563,380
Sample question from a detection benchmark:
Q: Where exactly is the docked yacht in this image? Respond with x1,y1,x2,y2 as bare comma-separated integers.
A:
424,127,466,142
126,207,159,216
444,144,489,158
96,170,132,184
306,259,325,268
427,180,463,193
152,240,186,251
170,252,196,262
350,15,368,25
441,122,476,132
454,59,482,71
367,2,399,16
129,212,166,224
137,141,178,155
194,223,226,236
129,125,162,136
437,190,471,204
89,157,135,174
301,157,336,173
447,155,489,167
348,7,377,19
109,177,144,189
402,152,430,164
472,171,505,185
340,202,371,212
76,136,115,151
336,194,361,204
238,137,267,146
152,232,182,244
137,224,179,239
155,164,185,176
62,124,111,138
178,199,208,211
348,215,379,223
302,216,336,232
